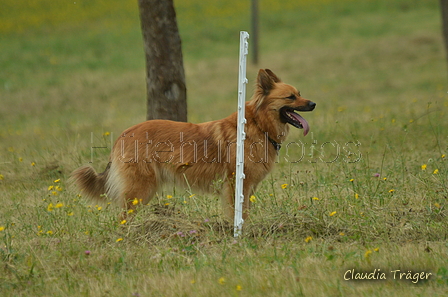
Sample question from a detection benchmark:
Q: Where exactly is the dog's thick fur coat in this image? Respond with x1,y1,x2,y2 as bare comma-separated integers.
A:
71,69,315,219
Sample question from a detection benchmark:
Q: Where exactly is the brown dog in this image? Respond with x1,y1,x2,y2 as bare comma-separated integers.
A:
71,69,315,219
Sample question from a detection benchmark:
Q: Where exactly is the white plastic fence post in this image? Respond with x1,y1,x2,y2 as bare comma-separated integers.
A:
234,31,249,238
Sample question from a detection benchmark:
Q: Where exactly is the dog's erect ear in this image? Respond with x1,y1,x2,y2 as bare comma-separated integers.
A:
257,69,281,94
265,69,281,83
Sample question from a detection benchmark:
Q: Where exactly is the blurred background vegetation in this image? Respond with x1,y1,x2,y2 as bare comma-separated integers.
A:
1,0,445,159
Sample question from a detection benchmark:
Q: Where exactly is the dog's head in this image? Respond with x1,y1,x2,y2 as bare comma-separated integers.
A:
252,69,316,136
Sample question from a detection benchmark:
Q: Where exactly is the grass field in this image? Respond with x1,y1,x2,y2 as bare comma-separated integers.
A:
1,0,448,296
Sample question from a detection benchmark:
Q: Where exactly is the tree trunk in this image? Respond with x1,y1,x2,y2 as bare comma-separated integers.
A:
138,0,187,122
441,0,448,69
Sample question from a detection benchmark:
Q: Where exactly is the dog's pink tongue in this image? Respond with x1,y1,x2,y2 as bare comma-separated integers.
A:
289,111,310,136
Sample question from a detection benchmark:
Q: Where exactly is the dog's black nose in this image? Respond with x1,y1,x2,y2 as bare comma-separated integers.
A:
308,101,316,110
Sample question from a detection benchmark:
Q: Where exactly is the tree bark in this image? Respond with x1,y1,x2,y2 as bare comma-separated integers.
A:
441,0,448,70
138,0,187,122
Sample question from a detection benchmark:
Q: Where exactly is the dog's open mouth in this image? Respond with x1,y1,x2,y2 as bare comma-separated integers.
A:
280,107,310,136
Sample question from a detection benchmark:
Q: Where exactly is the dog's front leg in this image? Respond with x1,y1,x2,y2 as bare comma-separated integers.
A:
222,179,254,222
222,180,236,221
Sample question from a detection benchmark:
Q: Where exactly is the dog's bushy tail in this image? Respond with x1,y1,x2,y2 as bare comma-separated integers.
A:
70,163,110,202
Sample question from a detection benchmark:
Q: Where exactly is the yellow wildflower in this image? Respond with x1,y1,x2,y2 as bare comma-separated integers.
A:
355,193,359,199
434,203,441,208
48,185,54,191
103,131,110,136
19,157,23,162
67,212,74,216
236,285,242,291
116,238,123,242
312,197,319,200
56,186,63,191
47,203,54,211
365,250,372,259
31,162,36,166
51,191,58,196
132,198,139,205
339,232,345,236
0,226,5,232
421,164,427,170
166,195,173,199
329,211,337,217
349,179,354,182
374,247,380,252
189,194,195,198
127,209,134,214
97,206,102,211
249,195,256,203
55,202,64,208
433,169,439,174
54,179,60,183
47,230,53,235
389,189,395,193
120,220,127,225
0,174,3,180
281,183,288,189
305,236,312,243
218,277,225,285
442,154,446,159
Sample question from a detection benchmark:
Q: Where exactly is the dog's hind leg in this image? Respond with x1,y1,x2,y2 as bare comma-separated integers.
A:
117,165,158,213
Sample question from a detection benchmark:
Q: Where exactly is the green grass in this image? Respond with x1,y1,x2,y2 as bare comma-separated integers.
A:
1,0,448,296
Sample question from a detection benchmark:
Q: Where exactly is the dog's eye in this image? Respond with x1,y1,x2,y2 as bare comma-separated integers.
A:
286,95,296,100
